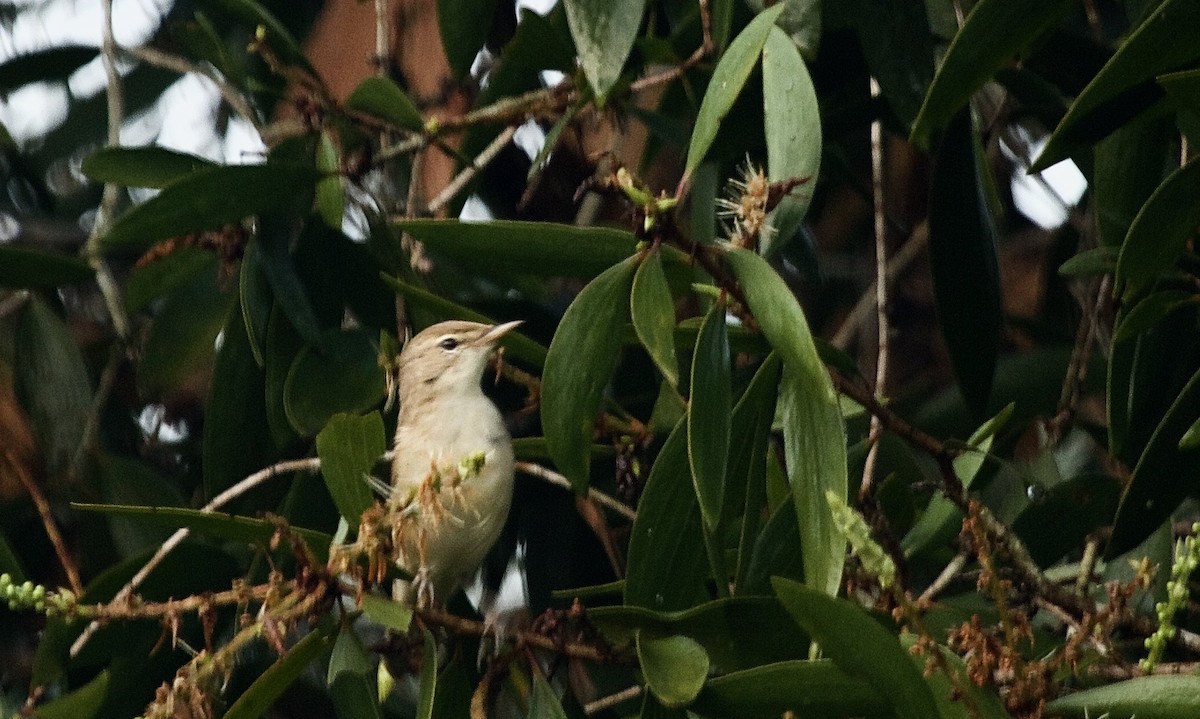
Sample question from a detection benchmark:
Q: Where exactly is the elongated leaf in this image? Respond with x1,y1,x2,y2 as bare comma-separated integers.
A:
1092,117,1174,249
328,625,373,684
689,300,731,531
1115,156,1200,297
198,0,311,70
0,45,97,91
32,668,109,719
1047,675,1200,719
542,255,637,491
685,4,786,177
438,0,499,78
0,247,93,289
637,633,709,709
630,250,680,386
693,660,888,719
743,497,803,594
899,635,1010,719
723,247,847,597
732,354,782,585
1113,290,1198,344
1034,0,1200,170
772,577,941,719
847,0,934,128
125,247,215,314
223,625,334,719
761,25,821,249
331,673,381,719
1058,246,1117,278
284,329,387,437
102,164,319,249
928,110,1001,420
139,264,235,397
396,220,637,278
82,146,215,188
416,627,437,719
346,76,424,132
359,593,413,633
910,0,1074,147
316,412,386,525
563,0,645,100
625,418,709,610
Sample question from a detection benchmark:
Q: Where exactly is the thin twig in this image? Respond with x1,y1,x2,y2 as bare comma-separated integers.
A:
423,125,517,214
584,685,644,714
860,77,890,501
831,222,928,351
67,342,123,487
123,45,262,131
6,451,82,595
919,551,968,605
628,0,713,93
515,461,636,521
415,605,618,663
1050,274,1110,440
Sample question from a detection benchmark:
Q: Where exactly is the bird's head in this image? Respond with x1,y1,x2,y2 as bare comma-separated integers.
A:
396,320,522,404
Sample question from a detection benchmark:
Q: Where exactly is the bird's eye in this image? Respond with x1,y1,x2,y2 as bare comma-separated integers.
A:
438,337,459,350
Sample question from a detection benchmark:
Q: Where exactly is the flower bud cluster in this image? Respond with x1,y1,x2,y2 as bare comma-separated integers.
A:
1141,522,1200,672
0,573,77,618
825,490,896,589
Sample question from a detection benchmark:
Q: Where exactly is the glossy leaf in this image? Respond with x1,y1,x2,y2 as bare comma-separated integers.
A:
256,215,324,346
416,627,437,719
928,110,1001,420
1034,0,1200,170
689,300,731,531
138,264,235,397
1180,416,1200,450
102,164,319,249
630,250,680,386
742,498,803,594
0,246,93,289
1115,156,1200,298
563,0,645,100
732,354,782,586
316,412,386,525
239,242,273,364
284,329,387,437
328,625,373,684
772,577,941,719
223,625,334,719
1058,246,1117,278
1046,675,1200,719
438,0,499,78
910,0,1073,147
396,219,637,278
1012,473,1121,567
346,76,424,133
637,633,709,709
331,673,381,719
542,255,637,491
82,146,215,188
685,4,785,177
625,418,709,611
694,660,888,719
1092,117,1174,249
529,671,569,719
724,247,847,598
359,593,413,633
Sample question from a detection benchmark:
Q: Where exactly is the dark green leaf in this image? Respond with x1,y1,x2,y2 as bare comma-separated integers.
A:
625,418,709,610
239,241,273,364
32,669,109,719
772,577,941,719
328,625,373,684
124,247,215,314
1113,290,1198,344
315,132,344,229
743,498,803,594
909,0,1073,148
529,671,569,719
284,329,386,436
0,530,28,583
416,627,437,719
928,110,1001,420
563,0,645,100
198,0,311,71
1058,246,1117,278
723,247,847,597
542,255,637,491
1012,473,1121,567
761,25,820,248
630,250,680,386
1034,0,1200,170
346,76,424,132
1046,675,1200,719
438,0,499,79
331,673,382,719
82,146,216,188
0,246,93,289
899,635,1010,719
359,593,413,633
0,45,97,91
693,660,888,719
1092,117,1175,249
316,412,386,525
139,263,235,397
223,625,334,719
256,215,324,346
14,297,93,474
102,164,320,249
846,0,934,128
396,219,637,278
731,354,783,588
95,454,185,557
688,300,731,531
685,4,785,177
1115,157,1200,298
637,633,709,709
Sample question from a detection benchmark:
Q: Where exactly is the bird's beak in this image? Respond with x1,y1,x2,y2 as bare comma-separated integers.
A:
482,319,523,345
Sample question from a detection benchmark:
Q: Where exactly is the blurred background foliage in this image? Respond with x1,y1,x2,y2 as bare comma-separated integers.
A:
1,0,1200,717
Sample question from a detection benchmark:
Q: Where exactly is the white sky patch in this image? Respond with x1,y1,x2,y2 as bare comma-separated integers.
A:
512,117,546,161
1003,132,1088,231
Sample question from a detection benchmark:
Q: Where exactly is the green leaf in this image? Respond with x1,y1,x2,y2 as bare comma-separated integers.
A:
747,0,820,60
542,255,637,491
630,250,680,386
693,660,889,719
899,635,1010,719
328,625,373,684
71,504,333,561
0,45,97,91
315,131,344,229
316,412,386,525
637,633,709,709
125,247,215,313
239,242,273,365
0,531,28,583
396,219,637,278
284,329,387,437
563,0,645,101
625,418,709,610
256,215,325,346
743,497,803,594
1092,117,1175,249
359,593,413,633
731,355,783,587
437,0,499,79
82,146,216,188
688,300,732,532
94,454,185,557
1034,0,1200,170
223,625,334,719
0,246,93,289
723,247,847,598
928,110,1001,420
684,4,785,178
416,627,437,719
14,297,93,474
32,669,109,719
1113,290,1198,344
1058,246,1117,278
909,0,1073,148
761,25,821,250
102,164,320,249
331,673,382,719
1115,156,1200,298
198,0,311,71
139,263,235,397
845,0,934,129
1012,473,1121,567
529,671,570,719
772,577,941,719
1046,675,1200,719
346,76,424,133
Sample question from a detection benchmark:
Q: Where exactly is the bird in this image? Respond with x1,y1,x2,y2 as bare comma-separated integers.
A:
388,319,521,609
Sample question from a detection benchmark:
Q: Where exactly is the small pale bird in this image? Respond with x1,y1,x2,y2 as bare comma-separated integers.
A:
389,319,521,608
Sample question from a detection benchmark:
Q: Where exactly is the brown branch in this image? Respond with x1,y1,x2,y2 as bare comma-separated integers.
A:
7,450,82,595
628,0,714,93
415,605,624,663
